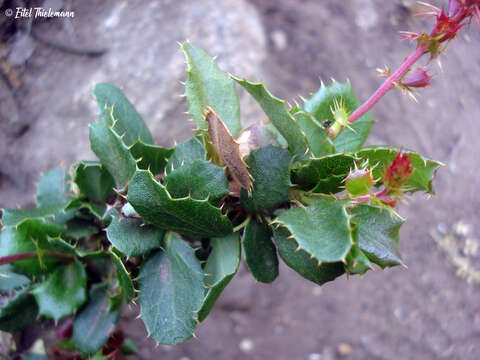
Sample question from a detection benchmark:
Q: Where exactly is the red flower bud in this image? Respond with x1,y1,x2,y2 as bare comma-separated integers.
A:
402,67,432,88
384,152,413,190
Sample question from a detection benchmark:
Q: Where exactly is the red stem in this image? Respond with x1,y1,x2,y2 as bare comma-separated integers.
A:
348,45,427,123
0,251,73,265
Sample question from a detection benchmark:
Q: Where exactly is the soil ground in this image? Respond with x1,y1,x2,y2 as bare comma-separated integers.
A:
1,1,480,359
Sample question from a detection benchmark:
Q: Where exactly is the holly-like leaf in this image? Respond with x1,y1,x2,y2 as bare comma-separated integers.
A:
127,170,233,238
166,137,206,174
233,76,309,158
304,81,374,152
291,107,333,157
198,233,241,322
273,226,345,286
110,251,135,303
345,244,373,275
32,259,87,322
351,204,405,268
356,146,443,194
242,218,278,283
73,161,115,203
106,211,164,258
165,160,229,205
72,283,120,355
181,42,242,137
89,113,136,189
273,196,353,264
138,233,204,344
93,83,153,146
129,140,174,175
292,154,357,194
240,146,291,214
0,265,30,291
0,289,39,332
206,110,252,190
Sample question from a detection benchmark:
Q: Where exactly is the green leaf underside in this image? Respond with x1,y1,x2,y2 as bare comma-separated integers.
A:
293,153,357,194
138,233,204,344
274,196,353,263
351,204,405,268
182,42,242,137
292,108,333,157
356,146,443,194
94,83,153,146
233,77,309,158
106,212,164,258
345,244,373,275
243,218,278,283
90,113,136,189
32,260,87,322
165,160,229,205
110,251,135,303
0,289,39,332
198,233,241,322
305,81,374,152
273,227,345,286
74,161,115,203
129,140,174,175
127,170,233,238
72,283,120,355
166,137,206,175
0,265,31,291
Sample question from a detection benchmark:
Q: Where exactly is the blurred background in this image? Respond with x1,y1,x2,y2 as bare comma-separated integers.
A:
0,0,479,359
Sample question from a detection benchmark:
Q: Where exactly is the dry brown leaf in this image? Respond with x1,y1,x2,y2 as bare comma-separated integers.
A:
206,108,252,191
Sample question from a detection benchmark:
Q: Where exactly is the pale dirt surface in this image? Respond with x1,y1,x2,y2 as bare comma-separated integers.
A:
1,0,480,359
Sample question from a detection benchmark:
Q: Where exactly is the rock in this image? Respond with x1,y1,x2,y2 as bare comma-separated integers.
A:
7,32,36,66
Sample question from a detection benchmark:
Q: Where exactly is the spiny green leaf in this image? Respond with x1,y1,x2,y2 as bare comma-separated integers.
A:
166,137,206,175
106,210,164,258
356,146,443,194
165,160,229,205
242,218,278,283
274,196,353,263
345,244,373,275
89,113,137,189
292,153,357,194
138,233,204,344
93,83,153,146
181,42,242,137
0,289,39,332
305,81,374,152
0,265,30,291
198,233,241,322
351,204,405,268
233,76,309,158
127,170,233,238
240,146,291,214
32,259,87,322
291,107,333,157
129,140,174,175
72,283,120,355
73,161,115,203
110,251,135,303
273,226,345,286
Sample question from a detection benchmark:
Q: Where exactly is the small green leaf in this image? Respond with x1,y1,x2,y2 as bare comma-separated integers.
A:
72,283,120,355
242,218,278,283
233,77,309,158
166,137,206,174
240,146,291,214
345,244,373,275
93,83,153,146
73,161,115,203
106,211,164,258
32,260,87,322
138,233,204,344
89,113,136,189
351,204,405,268
274,196,353,263
356,146,443,194
273,226,345,286
305,81,374,152
198,233,241,322
129,140,174,175
0,289,39,332
165,160,229,205
181,42,242,137
291,107,333,157
0,265,31,291
110,251,135,303
127,170,233,238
